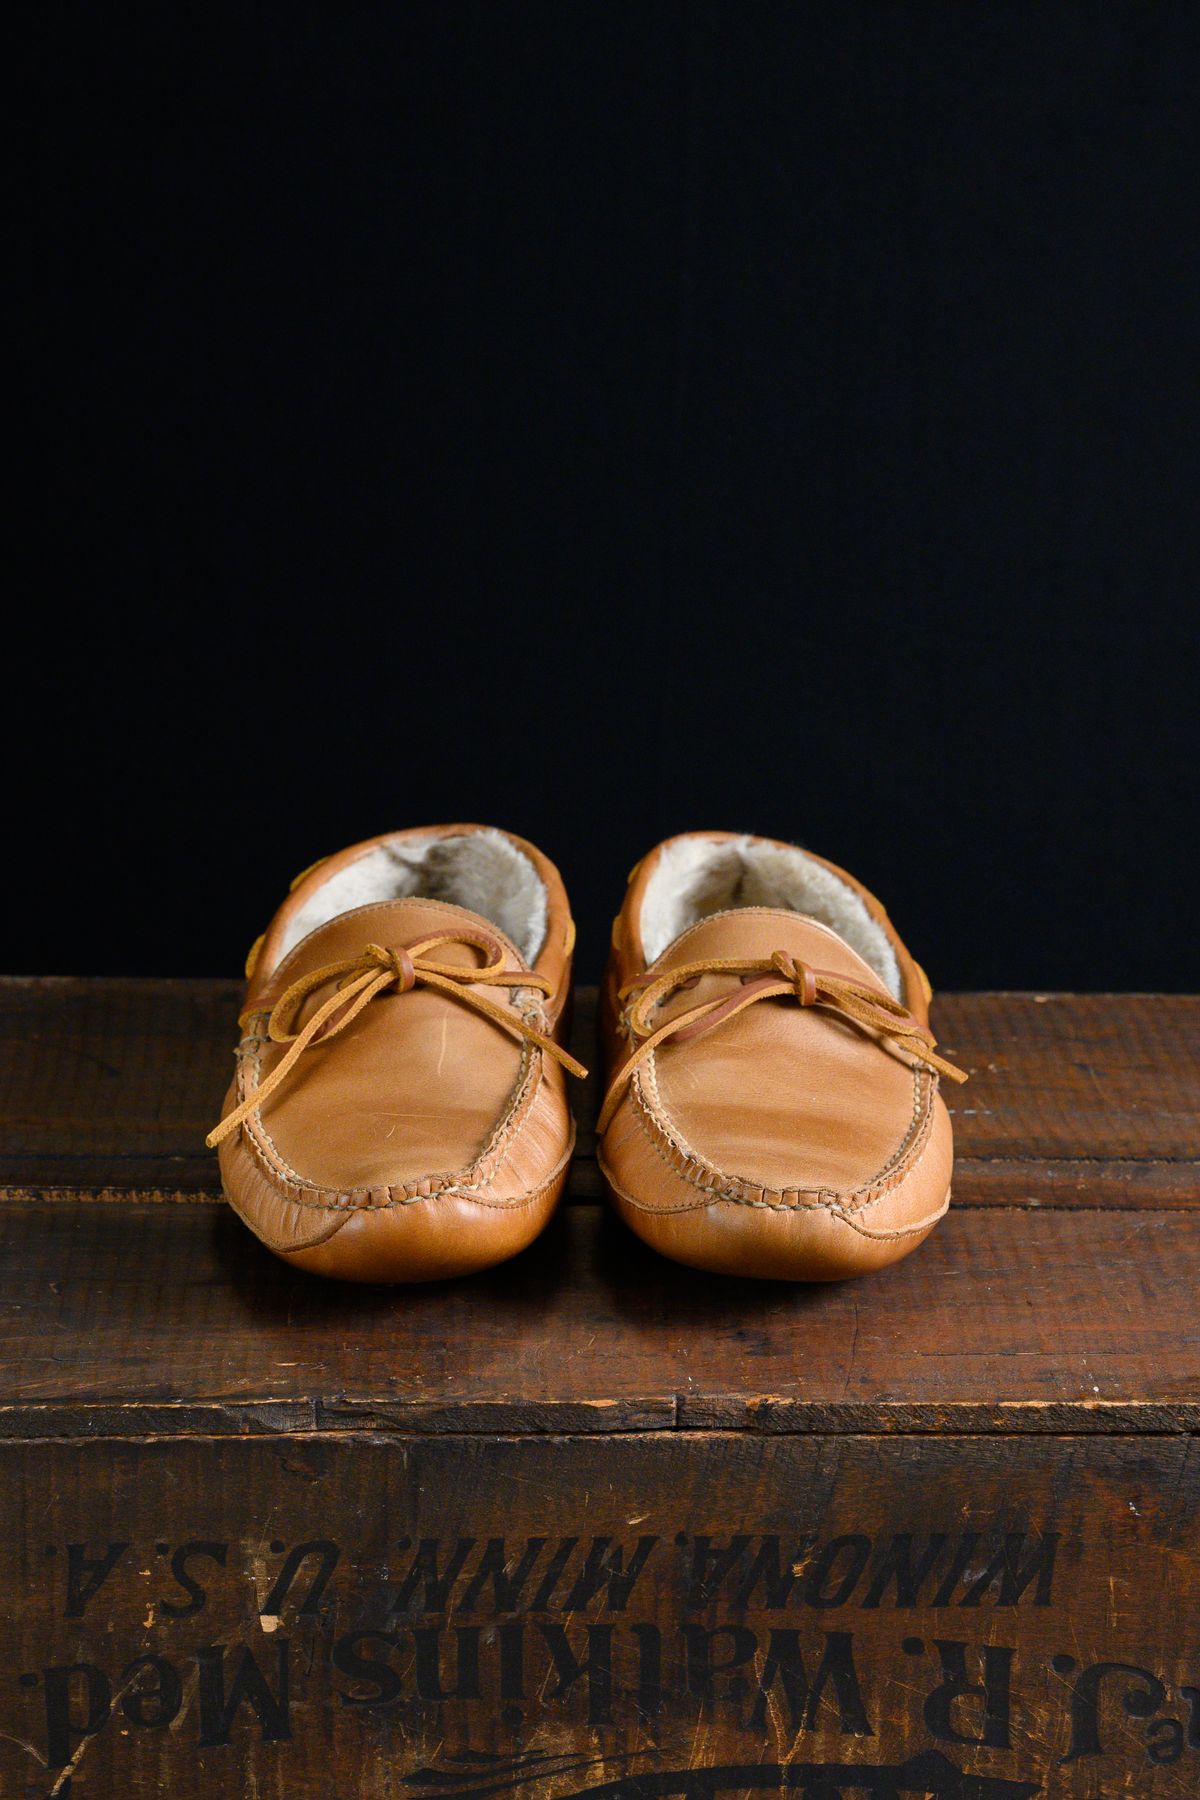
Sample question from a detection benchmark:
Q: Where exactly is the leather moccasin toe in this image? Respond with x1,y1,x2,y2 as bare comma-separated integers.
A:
208,825,584,1283
597,832,965,1281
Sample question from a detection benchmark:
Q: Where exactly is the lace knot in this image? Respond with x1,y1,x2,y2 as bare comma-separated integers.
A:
208,928,586,1148
599,946,966,1135
363,942,416,994
770,951,817,1006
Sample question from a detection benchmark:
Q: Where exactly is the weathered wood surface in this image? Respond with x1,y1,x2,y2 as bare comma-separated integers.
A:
1,980,1198,1206
0,980,1196,1440
1,979,1197,1797
0,1202,1196,1439
4,1434,1197,1798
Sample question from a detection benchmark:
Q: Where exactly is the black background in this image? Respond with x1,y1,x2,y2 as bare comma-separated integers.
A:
12,4,1199,986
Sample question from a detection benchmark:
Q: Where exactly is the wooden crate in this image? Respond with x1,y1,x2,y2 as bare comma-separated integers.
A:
0,981,1196,1800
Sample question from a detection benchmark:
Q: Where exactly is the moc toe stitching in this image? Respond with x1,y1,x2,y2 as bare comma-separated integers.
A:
236,1040,552,1214
611,1055,940,1216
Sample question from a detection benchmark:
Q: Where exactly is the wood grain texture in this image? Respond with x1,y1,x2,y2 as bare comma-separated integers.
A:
3,1433,1196,1799
0,1201,1195,1437
938,992,1200,1207
1,981,1198,1797
0,977,241,1196
0,979,1197,1208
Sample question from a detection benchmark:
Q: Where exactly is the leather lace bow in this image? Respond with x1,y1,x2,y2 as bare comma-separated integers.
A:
208,930,587,1149
596,949,966,1135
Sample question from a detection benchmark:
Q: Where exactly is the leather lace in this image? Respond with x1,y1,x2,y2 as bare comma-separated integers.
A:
207,930,587,1149
597,950,966,1136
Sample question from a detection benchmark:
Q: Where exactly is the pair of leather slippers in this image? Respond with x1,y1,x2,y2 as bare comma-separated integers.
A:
209,825,965,1284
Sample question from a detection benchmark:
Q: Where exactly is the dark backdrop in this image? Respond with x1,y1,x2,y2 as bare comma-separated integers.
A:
12,4,1199,987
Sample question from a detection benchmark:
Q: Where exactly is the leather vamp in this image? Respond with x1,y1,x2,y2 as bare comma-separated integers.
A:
642,912,928,1197
241,897,540,1195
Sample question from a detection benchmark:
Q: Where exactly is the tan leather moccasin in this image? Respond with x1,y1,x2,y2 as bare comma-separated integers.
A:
208,825,585,1283
597,832,966,1281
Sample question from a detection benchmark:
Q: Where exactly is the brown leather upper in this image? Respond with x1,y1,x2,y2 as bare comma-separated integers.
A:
598,832,959,1280
212,826,579,1283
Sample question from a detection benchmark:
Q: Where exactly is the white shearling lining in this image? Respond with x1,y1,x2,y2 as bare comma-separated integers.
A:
639,835,902,997
280,830,549,965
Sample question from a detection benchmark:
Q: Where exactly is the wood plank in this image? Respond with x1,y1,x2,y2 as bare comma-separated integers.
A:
1,1202,1196,1437
935,991,1200,1158
3,981,1197,1796
1,980,1197,1209
3,1432,1196,1799
0,976,241,1196
938,991,1200,1207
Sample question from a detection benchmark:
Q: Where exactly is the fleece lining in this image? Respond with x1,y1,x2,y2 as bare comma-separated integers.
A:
279,830,549,965
639,835,901,997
